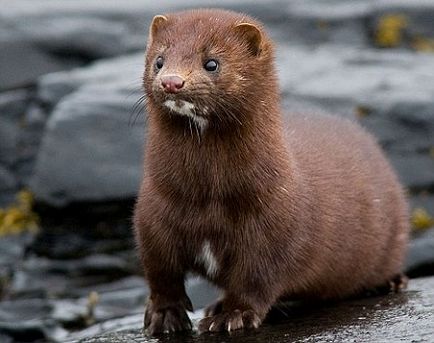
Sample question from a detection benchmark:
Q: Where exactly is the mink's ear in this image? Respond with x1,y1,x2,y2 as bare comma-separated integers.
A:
149,15,168,43
234,22,263,56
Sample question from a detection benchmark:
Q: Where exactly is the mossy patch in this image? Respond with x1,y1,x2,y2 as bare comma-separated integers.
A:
411,207,434,231
0,190,39,236
374,14,434,53
411,36,434,52
355,105,372,119
374,14,408,48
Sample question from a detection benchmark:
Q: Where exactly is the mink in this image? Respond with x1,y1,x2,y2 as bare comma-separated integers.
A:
133,8,409,335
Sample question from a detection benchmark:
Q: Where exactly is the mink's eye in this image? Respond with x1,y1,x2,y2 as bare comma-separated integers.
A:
204,59,219,72
155,56,164,70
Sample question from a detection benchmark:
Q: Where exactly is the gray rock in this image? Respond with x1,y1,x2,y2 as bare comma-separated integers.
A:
10,254,137,298
0,0,292,71
16,17,135,60
31,41,434,205
0,166,17,192
0,90,29,166
410,194,434,214
389,154,434,192
0,233,36,297
37,53,145,107
406,229,434,277
0,333,13,343
0,39,66,91
1,271,217,342
30,54,145,205
278,45,434,108
2,0,434,70
0,233,35,270
371,100,434,154
0,298,69,342
0,89,50,189
277,44,434,191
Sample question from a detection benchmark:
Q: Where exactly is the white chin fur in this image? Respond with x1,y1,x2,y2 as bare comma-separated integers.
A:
164,100,208,132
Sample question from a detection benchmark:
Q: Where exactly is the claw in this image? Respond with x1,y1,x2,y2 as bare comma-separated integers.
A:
199,308,263,333
209,322,216,331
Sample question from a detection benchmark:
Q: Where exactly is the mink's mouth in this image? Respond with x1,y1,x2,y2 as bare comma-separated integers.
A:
163,99,208,131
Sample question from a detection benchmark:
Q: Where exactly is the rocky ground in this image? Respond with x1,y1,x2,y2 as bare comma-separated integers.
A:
1,0,434,342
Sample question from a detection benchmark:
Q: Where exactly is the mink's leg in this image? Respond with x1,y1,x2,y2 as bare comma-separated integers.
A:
204,298,224,317
144,273,193,335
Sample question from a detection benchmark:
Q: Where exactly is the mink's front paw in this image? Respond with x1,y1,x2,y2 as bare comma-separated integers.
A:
389,273,408,293
198,309,262,333
144,298,192,335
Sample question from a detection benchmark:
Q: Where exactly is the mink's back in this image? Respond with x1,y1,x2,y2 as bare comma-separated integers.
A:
282,112,409,298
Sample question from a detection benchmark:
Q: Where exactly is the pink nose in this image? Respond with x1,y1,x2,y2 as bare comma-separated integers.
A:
161,75,185,93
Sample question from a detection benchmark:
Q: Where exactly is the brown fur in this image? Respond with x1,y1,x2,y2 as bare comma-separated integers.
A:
133,8,409,335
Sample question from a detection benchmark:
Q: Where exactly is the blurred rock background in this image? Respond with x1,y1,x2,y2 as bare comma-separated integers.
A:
0,0,433,342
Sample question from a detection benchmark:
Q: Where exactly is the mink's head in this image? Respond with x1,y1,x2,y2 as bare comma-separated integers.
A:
143,9,278,132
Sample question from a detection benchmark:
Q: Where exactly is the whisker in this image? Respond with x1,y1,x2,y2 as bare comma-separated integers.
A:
129,94,147,127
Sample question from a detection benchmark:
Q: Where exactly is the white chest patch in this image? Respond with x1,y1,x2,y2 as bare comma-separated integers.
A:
196,240,218,278
164,99,208,132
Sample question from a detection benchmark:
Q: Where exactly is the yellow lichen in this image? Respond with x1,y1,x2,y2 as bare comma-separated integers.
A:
355,105,372,118
85,291,100,326
411,208,434,230
0,190,39,236
374,14,408,48
411,36,434,52
317,20,329,31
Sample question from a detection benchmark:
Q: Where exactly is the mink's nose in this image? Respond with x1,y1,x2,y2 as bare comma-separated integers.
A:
161,75,185,93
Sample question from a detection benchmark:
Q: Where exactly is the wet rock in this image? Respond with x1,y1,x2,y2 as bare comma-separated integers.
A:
64,278,214,341
66,314,144,343
74,276,146,298
0,272,216,342
75,276,434,343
